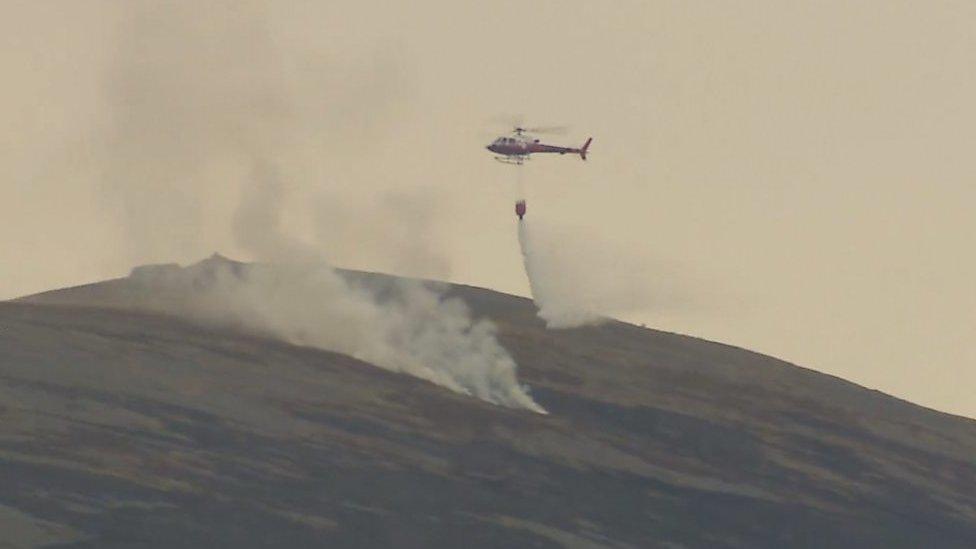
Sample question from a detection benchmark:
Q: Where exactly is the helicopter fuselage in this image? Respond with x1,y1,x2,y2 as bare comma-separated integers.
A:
486,134,591,162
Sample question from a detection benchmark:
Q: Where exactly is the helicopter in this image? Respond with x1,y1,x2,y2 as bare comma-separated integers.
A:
486,127,592,165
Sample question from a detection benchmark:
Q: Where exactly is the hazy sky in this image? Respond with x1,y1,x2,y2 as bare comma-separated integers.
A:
2,1,973,418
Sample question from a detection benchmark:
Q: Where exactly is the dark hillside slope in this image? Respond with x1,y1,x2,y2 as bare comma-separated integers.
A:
3,257,975,548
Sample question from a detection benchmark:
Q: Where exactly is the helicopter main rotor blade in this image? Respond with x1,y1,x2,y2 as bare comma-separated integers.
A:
489,114,526,128
523,125,569,135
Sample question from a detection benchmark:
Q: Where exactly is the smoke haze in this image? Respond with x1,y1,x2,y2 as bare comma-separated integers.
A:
88,1,444,280
5,1,975,418
36,2,544,412
225,160,544,412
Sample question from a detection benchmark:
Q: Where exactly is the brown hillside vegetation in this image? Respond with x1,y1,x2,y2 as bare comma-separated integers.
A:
2,256,974,548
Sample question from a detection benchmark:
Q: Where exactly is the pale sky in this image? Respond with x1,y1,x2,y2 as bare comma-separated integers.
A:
2,1,974,418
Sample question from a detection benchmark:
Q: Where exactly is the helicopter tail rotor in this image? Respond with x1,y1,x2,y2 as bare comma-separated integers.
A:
579,137,592,160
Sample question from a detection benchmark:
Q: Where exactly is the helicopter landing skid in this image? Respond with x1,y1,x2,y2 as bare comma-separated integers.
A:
494,155,527,165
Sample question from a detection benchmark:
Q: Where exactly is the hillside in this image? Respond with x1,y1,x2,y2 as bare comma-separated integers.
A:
2,256,974,548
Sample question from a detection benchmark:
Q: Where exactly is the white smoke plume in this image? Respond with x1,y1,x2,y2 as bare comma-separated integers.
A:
85,2,545,413
197,262,544,412
218,160,546,412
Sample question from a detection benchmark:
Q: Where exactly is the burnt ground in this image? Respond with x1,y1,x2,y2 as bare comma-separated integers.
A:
1,258,974,548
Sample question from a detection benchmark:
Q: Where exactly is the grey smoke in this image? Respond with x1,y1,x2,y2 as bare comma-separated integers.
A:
226,160,545,412
88,2,544,412
98,1,436,273
311,188,452,280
